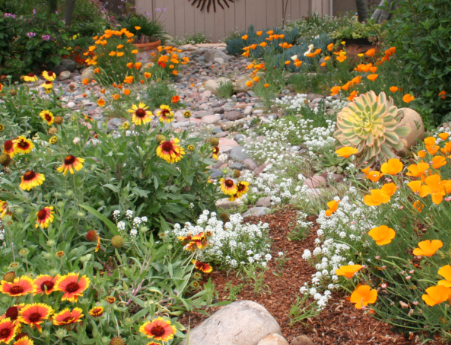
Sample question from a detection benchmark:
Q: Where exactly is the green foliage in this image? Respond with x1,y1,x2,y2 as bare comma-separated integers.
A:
119,13,166,43
0,13,71,78
224,281,244,301
385,0,451,125
183,32,211,45
330,17,383,41
289,294,321,326
142,81,181,110
217,79,234,99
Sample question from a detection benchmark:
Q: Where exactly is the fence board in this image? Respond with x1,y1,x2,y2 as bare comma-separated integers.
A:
290,0,301,22
174,0,185,38
266,0,277,29
223,2,236,39
204,6,216,41
234,0,246,31
184,0,196,37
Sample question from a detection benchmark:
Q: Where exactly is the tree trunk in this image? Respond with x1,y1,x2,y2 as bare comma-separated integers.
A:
48,0,58,14
371,0,398,23
355,0,368,22
64,0,77,28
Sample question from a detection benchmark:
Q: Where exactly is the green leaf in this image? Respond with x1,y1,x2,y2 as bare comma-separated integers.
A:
79,204,119,236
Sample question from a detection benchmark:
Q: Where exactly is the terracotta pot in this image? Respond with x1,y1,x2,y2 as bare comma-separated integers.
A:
133,39,161,52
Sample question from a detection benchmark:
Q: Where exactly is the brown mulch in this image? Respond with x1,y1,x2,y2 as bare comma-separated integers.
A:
179,209,441,345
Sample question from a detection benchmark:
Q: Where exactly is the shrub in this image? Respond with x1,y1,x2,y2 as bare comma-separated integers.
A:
217,79,233,99
385,0,451,125
118,12,166,43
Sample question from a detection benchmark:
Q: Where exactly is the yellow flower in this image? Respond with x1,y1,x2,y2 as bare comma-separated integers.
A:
57,155,85,175
156,138,185,164
220,178,237,196
156,105,174,123
128,103,153,125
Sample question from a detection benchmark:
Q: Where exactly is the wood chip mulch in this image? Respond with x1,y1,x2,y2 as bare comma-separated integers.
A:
179,209,441,344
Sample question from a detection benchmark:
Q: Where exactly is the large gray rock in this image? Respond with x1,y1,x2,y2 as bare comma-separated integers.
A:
224,111,244,121
203,49,232,63
181,300,281,345
202,78,232,96
54,59,77,74
215,198,243,210
57,71,71,81
303,176,326,188
243,158,258,170
256,197,271,207
242,207,269,217
257,333,289,345
201,115,221,124
234,76,252,93
230,146,250,162
81,67,95,82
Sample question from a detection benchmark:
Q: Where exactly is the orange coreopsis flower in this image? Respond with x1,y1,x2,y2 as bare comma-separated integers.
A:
97,98,105,107
20,171,45,191
367,171,383,182
54,273,90,302
192,260,213,273
367,74,378,81
325,200,340,217
413,239,443,257
439,91,446,99
389,86,398,92
89,306,104,317
381,158,403,175
19,303,53,332
335,265,363,278
365,49,376,57
363,189,391,206
0,318,19,344
438,265,451,287
422,285,451,306
419,174,446,204
368,225,396,245
335,146,358,158
403,94,415,103
350,285,378,309
123,89,131,96
139,317,176,342
57,155,85,176
52,307,84,326
432,156,447,169
34,274,60,295
0,276,35,297
406,162,430,178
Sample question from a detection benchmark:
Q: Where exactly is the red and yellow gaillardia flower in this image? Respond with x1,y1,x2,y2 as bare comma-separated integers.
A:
128,103,153,125
220,178,237,196
34,274,60,295
35,206,54,228
192,260,213,273
57,155,85,176
0,276,35,297
105,296,116,304
236,181,250,197
54,273,90,302
11,336,33,345
41,81,53,92
185,232,208,251
18,303,53,332
39,110,54,126
88,306,104,317
3,140,16,158
0,318,19,344
0,200,7,219
2,305,24,322
156,105,174,123
212,146,219,160
156,138,185,164
42,70,56,81
52,307,84,326
23,73,39,82
20,171,45,191
139,317,177,342
13,136,34,155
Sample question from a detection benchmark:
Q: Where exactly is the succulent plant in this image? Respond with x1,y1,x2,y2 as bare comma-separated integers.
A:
335,91,411,163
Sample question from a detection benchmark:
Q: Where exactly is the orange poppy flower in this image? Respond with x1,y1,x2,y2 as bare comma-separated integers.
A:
418,150,427,158
124,76,134,84
325,200,340,217
335,146,358,158
0,276,34,297
407,180,422,194
246,81,253,87
403,94,415,103
369,66,378,73
335,265,363,278
0,318,19,343
97,98,105,107
171,96,180,103
413,239,443,257
19,303,53,332
347,90,358,101
336,55,347,63
380,158,403,175
89,306,104,317
368,225,396,245
259,42,267,48
126,62,133,69
327,43,334,51
192,260,213,273
139,317,176,342
432,156,447,169
367,74,378,81
419,174,446,204
131,50,138,54
57,155,85,176
121,89,130,96
264,83,269,88
389,86,398,92
330,86,341,96
173,70,178,76
422,285,451,306
367,171,383,182
406,162,429,178
256,31,262,36
135,62,142,69
19,171,45,191
100,88,105,94
54,273,90,302
363,189,391,206
365,49,376,57
412,200,425,213
253,76,260,82
241,35,248,40
360,167,370,177
350,285,378,309
112,94,120,100
381,183,397,197
34,274,60,295
439,132,449,141
144,72,152,79
52,307,84,326
427,144,440,155
438,265,451,287
294,60,303,67
439,91,446,99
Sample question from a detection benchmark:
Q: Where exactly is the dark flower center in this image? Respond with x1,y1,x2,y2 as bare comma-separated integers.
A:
237,183,245,191
66,282,80,293
5,307,19,320
28,312,42,322
162,142,173,152
28,73,35,77
225,179,234,187
135,108,146,117
0,328,11,339
41,281,54,292
23,171,36,181
45,81,52,85
63,316,74,323
161,109,169,117
37,209,47,220
213,147,219,153
151,325,166,337
64,155,76,165
4,140,13,150
9,285,24,295
48,71,54,77
44,113,52,121
18,140,28,148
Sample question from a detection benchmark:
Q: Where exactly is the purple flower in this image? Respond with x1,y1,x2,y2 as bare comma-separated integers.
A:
33,9,37,14
162,7,167,11
42,35,51,41
155,7,161,12
27,32,36,38
12,14,17,19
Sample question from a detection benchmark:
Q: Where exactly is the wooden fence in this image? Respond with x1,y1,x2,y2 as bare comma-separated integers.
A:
135,0,333,42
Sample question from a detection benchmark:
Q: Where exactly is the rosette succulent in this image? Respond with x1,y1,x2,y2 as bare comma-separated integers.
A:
335,91,411,163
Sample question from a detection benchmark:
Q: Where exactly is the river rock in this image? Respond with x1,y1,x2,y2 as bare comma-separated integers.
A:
242,207,268,217
257,333,289,345
397,107,425,153
201,115,221,124
303,176,327,188
223,111,244,121
256,196,271,207
81,67,95,82
291,335,314,345
57,71,71,81
215,198,243,210
230,146,250,161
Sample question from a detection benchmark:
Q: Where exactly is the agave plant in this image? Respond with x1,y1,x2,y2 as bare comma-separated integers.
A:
334,91,411,163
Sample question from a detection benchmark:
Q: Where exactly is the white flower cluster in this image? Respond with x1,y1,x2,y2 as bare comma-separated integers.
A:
113,210,148,238
275,93,348,114
172,210,271,268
